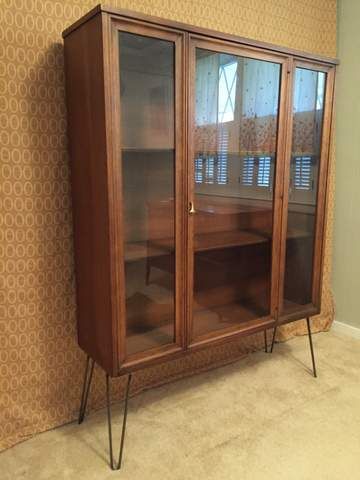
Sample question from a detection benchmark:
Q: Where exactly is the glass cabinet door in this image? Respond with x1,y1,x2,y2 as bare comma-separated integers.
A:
117,28,183,358
189,42,283,342
281,65,331,316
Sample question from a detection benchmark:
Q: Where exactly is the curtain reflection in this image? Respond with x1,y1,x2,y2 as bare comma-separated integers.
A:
194,50,280,201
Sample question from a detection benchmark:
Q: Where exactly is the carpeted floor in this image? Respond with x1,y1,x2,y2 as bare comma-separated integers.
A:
2,330,360,480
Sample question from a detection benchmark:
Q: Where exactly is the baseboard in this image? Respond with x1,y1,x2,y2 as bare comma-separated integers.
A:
332,320,360,339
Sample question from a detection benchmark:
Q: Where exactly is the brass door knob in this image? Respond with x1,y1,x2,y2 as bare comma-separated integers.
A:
189,201,196,214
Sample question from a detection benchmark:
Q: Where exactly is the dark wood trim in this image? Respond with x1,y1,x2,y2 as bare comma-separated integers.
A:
63,13,117,375
186,36,196,346
121,344,184,372
107,16,187,370
278,304,320,325
270,57,292,319
188,34,289,63
174,30,187,352
103,13,126,368
118,316,277,375
62,4,102,38
277,58,295,315
184,32,191,351
294,60,333,73
62,4,339,66
188,315,273,350
118,302,320,375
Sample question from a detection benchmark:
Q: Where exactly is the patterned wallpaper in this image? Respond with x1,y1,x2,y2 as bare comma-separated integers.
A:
0,0,336,450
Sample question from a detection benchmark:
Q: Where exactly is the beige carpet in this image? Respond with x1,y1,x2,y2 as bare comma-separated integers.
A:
2,330,360,480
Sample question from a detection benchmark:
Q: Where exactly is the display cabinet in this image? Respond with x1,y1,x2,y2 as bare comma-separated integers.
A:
63,5,337,470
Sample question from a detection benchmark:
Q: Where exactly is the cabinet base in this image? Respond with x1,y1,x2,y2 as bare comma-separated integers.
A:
77,319,317,470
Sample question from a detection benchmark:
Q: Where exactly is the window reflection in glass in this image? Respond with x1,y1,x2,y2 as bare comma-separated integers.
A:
194,50,280,196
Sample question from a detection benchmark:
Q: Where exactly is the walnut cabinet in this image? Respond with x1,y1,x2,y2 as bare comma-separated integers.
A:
63,5,337,377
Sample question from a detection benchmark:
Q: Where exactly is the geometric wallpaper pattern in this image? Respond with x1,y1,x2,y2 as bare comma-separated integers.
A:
0,0,336,450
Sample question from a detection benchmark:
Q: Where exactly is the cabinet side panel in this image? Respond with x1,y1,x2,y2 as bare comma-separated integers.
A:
64,14,116,375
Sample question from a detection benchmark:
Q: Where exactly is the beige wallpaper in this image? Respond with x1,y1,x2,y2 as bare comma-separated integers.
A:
0,0,336,451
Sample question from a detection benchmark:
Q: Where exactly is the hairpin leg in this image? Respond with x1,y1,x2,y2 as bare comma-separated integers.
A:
270,326,277,353
146,259,151,285
78,356,95,424
306,317,317,378
106,373,132,470
264,330,268,353
270,318,317,377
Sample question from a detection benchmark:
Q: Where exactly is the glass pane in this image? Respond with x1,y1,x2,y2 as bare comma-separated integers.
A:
282,68,326,314
192,49,281,339
119,32,176,355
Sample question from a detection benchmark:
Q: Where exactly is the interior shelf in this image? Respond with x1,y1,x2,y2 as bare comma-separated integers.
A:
125,228,313,262
194,230,269,251
124,241,173,262
192,300,269,338
126,322,174,356
125,230,270,262
126,299,269,354
282,298,312,315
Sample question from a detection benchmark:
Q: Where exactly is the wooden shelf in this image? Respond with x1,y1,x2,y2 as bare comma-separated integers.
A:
126,322,174,356
125,241,173,262
282,298,310,315
125,228,313,262
194,230,269,251
193,300,269,338
151,230,270,252
125,230,270,262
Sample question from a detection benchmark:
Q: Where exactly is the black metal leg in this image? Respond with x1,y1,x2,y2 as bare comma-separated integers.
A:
106,373,132,470
264,330,268,353
78,356,95,424
306,317,317,378
270,326,277,353
146,259,151,285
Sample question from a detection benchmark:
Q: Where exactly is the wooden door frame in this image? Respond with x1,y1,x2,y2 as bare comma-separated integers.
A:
103,14,187,371
277,60,336,321
186,35,291,349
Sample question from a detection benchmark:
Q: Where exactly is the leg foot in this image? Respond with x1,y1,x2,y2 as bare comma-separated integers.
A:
146,257,151,285
264,330,268,353
270,326,277,353
78,356,95,424
106,373,132,470
306,317,317,378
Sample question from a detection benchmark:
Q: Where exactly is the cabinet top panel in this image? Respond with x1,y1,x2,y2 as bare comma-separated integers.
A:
62,4,339,66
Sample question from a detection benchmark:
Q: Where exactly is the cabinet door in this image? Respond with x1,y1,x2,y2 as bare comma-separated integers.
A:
187,38,287,346
280,62,335,318
110,20,185,364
